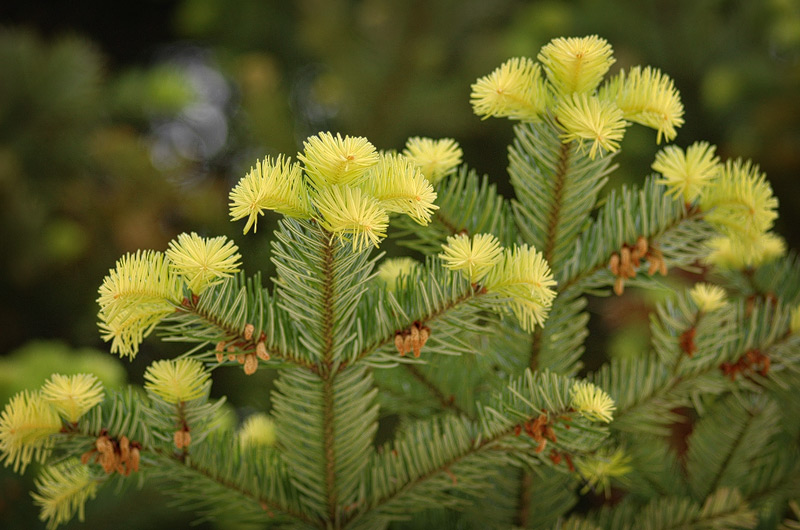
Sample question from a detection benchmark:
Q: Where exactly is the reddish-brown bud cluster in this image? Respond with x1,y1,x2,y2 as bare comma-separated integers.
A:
214,326,270,375
609,237,667,295
394,322,431,357
173,425,192,449
679,327,697,357
81,432,141,476
548,448,575,472
515,413,558,453
720,349,771,380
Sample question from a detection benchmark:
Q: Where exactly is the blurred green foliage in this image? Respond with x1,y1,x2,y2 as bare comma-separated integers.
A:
0,0,798,528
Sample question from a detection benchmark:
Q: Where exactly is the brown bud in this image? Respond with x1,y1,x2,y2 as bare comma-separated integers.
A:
244,353,258,375
227,353,237,361
227,345,236,353
96,435,112,455
394,333,406,356
256,341,270,361
410,324,421,357
129,447,140,473
418,326,430,349
119,436,130,463
609,253,620,276
403,334,414,357
174,429,191,449
620,247,631,273
215,352,224,363
244,323,255,340
614,276,625,296
215,340,226,352
636,236,648,256
236,354,246,364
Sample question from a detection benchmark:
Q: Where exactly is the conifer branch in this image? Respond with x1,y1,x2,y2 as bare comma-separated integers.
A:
402,364,468,416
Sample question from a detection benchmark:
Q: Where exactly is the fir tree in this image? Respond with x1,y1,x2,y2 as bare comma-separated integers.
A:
3,35,800,530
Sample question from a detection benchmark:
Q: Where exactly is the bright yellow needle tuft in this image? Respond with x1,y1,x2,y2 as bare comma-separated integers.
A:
32,460,98,530
439,233,503,284
166,232,242,294
557,93,626,159
653,141,721,203
570,380,616,423
314,185,389,251
229,155,312,234
298,132,379,188
689,283,727,313
360,153,438,225
483,244,557,331
97,250,183,359
538,35,615,94
144,358,210,404
0,390,62,473
41,374,104,423
470,57,547,121
402,137,463,184
602,66,684,143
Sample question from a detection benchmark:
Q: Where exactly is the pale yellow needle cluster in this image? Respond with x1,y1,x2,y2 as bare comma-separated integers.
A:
297,132,380,188
471,35,684,159
41,374,105,424
98,234,242,358
0,390,62,472
570,380,616,423
32,459,98,530
470,57,547,121
439,233,503,284
360,153,439,225
402,137,463,184
97,250,184,359
696,158,782,270
229,132,439,252
376,257,420,292
483,244,558,331
557,94,626,159
574,448,631,499
166,232,242,294
238,413,276,449
538,35,615,94
314,185,389,252
229,155,312,234
689,283,727,313
143,358,211,404
440,234,557,330
705,232,786,270
603,66,684,144
700,158,778,241
439,235,557,331
652,141,720,202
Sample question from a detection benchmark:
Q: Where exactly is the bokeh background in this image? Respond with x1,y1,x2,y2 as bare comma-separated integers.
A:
1,1,798,528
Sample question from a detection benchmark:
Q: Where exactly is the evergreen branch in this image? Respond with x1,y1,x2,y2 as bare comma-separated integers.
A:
402,364,468,415
272,366,378,525
346,370,608,527
596,487,757,530
687,394,782,501
272,218,381,366
601,300,795,435
147,440,312,525
509,116,616,272
559,177,714,293
159,272,314,370
347,259,491,367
